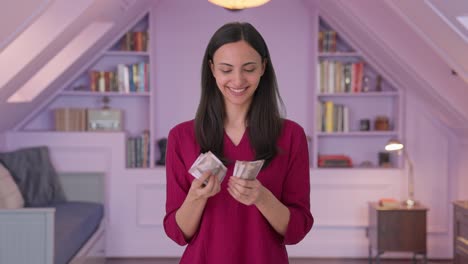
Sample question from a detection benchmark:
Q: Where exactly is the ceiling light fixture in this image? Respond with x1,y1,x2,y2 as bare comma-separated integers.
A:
208,0,271,10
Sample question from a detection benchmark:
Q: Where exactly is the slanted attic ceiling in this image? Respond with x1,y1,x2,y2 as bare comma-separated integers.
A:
0,0,467,135
309,0,468,136
0,0,154,132
0,0,51,52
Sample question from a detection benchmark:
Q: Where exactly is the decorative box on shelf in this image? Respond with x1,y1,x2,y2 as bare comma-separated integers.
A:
318,154,352,168
87,108,123,132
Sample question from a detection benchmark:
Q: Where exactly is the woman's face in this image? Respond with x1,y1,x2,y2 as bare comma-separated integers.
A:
210,41,265,110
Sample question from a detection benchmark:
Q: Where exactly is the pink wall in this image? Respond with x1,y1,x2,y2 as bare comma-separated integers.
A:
152,0,312,139
452,138,468,200
2,0,466,258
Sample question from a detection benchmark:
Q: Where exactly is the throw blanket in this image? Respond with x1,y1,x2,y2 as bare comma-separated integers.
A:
0,146,67,207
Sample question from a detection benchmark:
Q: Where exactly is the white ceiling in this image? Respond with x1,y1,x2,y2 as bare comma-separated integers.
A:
426,0,468,44
0,0,52,51
386,0,468,84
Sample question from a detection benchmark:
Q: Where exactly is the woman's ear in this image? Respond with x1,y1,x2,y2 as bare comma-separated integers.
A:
261,58,267,76
209,60,215,76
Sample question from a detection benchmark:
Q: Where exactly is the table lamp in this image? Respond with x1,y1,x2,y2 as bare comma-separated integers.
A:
385,138,416,207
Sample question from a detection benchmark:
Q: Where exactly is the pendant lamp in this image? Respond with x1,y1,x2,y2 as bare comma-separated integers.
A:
208,0,271,10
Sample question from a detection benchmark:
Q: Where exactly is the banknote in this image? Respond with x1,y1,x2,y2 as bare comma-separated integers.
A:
188,151,227,183
233,160,264,180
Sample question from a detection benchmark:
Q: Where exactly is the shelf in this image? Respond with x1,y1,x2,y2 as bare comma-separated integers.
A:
14,130,125,134
317,91,398,98
318,52,361,57
315,167,399,170
104,51,149,56
124,166,165,173
317,131,398,137
60,91,150,97
314,16,401,169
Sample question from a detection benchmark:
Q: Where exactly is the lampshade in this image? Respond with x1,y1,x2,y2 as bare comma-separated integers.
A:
208,0,271,10
385,138,404,152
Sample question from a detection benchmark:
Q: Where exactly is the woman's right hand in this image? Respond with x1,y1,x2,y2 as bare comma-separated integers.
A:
188,171,221,201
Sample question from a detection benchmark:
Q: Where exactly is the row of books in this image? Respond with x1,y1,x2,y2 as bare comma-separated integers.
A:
126,130,150,168
54,108,123,132
118,31,149,52
89,62,149,93
317,60,365,94
318,30,337,52
317,101,349,133
54,108,88,131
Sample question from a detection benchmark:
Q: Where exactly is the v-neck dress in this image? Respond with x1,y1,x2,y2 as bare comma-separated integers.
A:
164,119,313,264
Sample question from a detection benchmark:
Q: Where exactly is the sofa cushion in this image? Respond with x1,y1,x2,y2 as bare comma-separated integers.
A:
0,161,24,209
0,146,67,207
52,201,104,264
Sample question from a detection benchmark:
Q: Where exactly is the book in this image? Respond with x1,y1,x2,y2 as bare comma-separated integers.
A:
378,198,400,208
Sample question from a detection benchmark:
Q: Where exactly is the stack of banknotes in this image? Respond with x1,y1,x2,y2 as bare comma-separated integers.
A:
233,160,264,180
188,151,264,182
189,151,227,182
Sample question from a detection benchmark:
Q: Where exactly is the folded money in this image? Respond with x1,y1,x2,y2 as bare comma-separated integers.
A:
233,160,264,180
188,151,227,182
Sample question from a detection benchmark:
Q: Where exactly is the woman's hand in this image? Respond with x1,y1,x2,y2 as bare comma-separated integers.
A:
188,171,221,201
227,176,265,206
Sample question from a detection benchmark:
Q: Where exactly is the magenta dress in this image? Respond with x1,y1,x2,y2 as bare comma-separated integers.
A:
164,119,313,264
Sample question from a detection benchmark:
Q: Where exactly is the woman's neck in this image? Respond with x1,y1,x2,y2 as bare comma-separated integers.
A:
224,103,249,129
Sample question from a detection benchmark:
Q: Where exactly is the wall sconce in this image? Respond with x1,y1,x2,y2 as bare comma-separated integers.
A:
208,0,271,10
385,138,416,207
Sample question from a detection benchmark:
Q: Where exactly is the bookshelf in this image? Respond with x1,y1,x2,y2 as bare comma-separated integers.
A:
313,18,401,169
19,13,154,169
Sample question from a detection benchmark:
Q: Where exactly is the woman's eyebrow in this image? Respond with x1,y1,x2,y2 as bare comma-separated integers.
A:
243,62,257,66
217,62,257,66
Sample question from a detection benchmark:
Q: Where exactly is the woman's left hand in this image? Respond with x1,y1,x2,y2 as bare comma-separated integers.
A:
227,176,265,206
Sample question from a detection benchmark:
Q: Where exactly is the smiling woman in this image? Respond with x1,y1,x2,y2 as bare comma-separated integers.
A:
163,22,313,264
210,41,265,122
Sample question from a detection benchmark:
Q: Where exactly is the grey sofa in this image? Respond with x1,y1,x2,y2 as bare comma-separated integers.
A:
0,146,105,264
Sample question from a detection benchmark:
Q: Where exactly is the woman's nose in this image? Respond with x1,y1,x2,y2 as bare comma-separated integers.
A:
232,71,245,87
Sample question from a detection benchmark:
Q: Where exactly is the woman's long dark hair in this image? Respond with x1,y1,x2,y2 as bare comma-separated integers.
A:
195,22,284,168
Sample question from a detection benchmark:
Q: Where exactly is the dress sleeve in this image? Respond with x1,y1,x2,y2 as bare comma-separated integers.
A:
163,127,191,246
282,125,314,245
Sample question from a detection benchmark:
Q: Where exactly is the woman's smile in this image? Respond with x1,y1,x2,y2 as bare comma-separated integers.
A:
227,86,249,96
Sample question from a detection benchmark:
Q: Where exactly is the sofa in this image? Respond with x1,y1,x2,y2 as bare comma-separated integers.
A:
0,146,105,264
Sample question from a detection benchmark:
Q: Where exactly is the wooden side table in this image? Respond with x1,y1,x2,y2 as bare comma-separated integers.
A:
453,201,468,264
367,202,428,264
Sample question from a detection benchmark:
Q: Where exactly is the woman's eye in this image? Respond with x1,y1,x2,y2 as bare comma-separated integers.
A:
220,69,232,73
244,68,256,73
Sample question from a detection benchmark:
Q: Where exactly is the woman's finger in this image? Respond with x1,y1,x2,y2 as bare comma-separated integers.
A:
194,171,212,188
